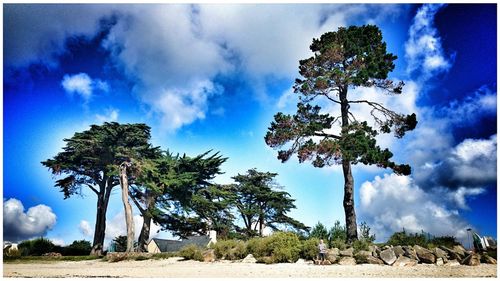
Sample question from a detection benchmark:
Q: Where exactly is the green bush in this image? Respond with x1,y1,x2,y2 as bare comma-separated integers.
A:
211,239,247,260
300,238,319,260
179,244,204,261
331,238,347,250
247,236,272,258
267,232,301,263
18,238,55,256
353,239,370,253
65,240,92,256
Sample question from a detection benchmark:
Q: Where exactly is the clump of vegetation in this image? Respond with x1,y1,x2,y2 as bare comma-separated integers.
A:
386,229,461,249
151,252,179,260
18,238,55,256
211,239,247,260
178,244,204,262
246,236,272,258
267,232,301,263
64,240,92,256
300,238,320,260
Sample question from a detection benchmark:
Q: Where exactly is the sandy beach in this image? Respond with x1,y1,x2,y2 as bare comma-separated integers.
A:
3,258,497,278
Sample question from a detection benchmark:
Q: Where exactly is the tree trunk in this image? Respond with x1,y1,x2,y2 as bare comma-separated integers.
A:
340,87,358,244
258,214,264,237
90,180,113,256
119,163,135,252
136,193,155,252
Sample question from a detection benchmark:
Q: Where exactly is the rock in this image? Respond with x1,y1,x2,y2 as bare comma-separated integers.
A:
414,245,436,264
42,252,62,257
461,253,480,266
202,249,215,262
339,247,354,257
368,245,378,255
434,247,448,259
452,245,467,258
439,246,461,261
481,254,497,264
445,259,461,266
338,257,357,265
365,255,384,265
402,246,418,261
436,257,444,266
393,246,405,257
392,256,417,267
354,251,372,264
379,248,397,265
326,248,338,262
242,254,257,263
357,250,373,258
321,260,332,265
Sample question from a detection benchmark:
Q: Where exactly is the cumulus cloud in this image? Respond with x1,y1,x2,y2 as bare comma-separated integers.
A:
359,174,472,242
405,4,454,79
61,73,109,102
79,220,93,237
95,108,119,123
3,198,57,242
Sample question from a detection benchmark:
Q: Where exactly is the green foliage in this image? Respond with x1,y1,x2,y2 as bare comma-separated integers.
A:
358,222,376,243
352,239,370,253
18,238,55,256
328,220,347,247
65,240,92,256
246,236,272,258
151,252,179,260
331,238,347,250
211,239,247,260
112,236,128,252
386,229,460,248
300,238,320,260
309,222,328,240
178,244,204,262
267,232,301,263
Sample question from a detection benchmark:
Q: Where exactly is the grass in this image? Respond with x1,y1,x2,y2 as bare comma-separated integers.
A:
3,255,102,263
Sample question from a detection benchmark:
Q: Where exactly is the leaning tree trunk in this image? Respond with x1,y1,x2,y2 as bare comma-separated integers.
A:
340,87,358,244
136,192,156,252
119,163,135,252
90,180,113,256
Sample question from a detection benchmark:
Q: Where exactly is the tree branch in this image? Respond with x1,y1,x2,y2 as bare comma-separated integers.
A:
130,194,145,214
85,183,99,195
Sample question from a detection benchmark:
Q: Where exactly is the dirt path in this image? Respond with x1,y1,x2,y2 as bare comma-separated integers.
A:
3,258,497,278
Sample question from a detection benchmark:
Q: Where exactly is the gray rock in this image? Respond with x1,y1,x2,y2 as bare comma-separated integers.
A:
322,260,332,265
413,245,436,264
436,257,444,266
326,248,339,261
326,254,337,264
338,257,357,265
295,258,307,264
439,246,461,261
357,250,373,258
354,251,372,264
379,248,397,265
241,254,257,263
402,246,419,261
339,247,354,257
393,246,405,257
392,256,417,267
365,255,384,265
461,253,480,266
452,245,467,258
434,247,448,259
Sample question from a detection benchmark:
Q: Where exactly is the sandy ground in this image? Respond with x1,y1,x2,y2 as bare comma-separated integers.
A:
3,258,497,278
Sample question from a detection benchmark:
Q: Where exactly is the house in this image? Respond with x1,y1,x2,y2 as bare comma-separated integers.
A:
147,230,217,253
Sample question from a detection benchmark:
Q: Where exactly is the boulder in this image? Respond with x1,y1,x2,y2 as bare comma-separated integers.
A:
202,249,216,262
445,259,461,266
481,254,497,265
392,256,417,267
357,250,373,258
402,246,418,261
242,254,257,263
329,248,340,257
452,245,467,258
436,258,444,266
439,246,461,261
365,255,384,265
339,247,354,257
354,251,372,264
461,253,480,266
338,257,357,265
43,252,62,257
379,248,397,265
295,258,307,264
393,246,405,257
326,255,337,264
413,245,436,264
326,248,339,263
434,247,448,259
368,245,378,256
321,260,332,265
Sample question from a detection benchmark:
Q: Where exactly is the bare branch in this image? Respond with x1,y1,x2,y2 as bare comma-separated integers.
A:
85,183,99,195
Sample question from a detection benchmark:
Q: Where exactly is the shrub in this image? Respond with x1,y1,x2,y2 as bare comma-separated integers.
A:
179,244,204,262
353,239,370,253
247,236,272,258
309,222,328,240
211,239,247,260
65,240,92,256
300,238,319,260
328,221,347,248
18,238,55,256
267,232,301,263
331,238,347,250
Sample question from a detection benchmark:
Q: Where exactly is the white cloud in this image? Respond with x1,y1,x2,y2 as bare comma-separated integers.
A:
95,108,119,123
405,4,453,79
359,174,472,242
50,238,66,246
105,211,162,241
449,187,486,210
3,198,57,242
61,73,110,102
79,220,93,237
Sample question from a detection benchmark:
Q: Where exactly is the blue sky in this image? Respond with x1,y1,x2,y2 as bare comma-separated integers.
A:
3,4,497,247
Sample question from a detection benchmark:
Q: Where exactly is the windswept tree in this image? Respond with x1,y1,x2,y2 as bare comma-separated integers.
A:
265,25,417,243
42,122,153,255
131,150,227,251
230,169,309,237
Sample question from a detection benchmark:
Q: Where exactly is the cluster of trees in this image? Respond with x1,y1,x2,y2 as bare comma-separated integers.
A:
42,123,307,256
309,221,375,249
42,24,417,255
12,238,92,256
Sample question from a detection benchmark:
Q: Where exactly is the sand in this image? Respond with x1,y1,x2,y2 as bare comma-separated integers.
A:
3,258,497,278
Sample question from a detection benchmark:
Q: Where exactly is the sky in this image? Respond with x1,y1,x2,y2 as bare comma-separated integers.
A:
3,3,497,248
